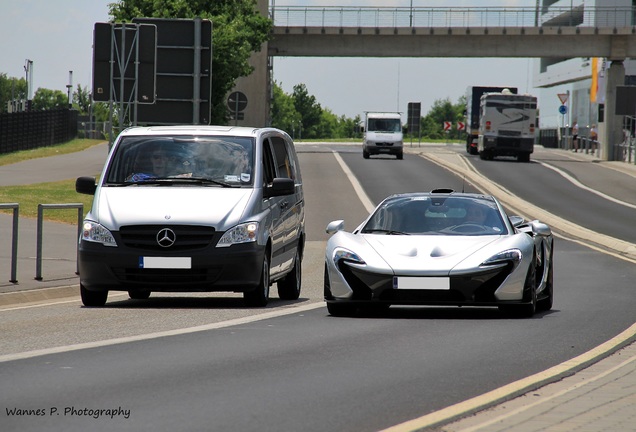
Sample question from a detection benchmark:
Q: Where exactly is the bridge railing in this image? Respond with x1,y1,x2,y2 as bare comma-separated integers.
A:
271,6,635,28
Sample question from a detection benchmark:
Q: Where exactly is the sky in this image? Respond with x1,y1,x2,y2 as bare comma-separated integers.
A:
0,0,539,119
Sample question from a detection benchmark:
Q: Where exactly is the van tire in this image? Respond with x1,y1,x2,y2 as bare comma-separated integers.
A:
363,150,370,159
80,284,108,307
244,254,270,307
278,250,302,300
396,151,403,160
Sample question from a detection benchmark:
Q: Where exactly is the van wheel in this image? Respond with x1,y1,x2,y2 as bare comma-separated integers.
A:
363,150,370,159
278,250,302,300
129,290,151,300
80,284,108,307
244,254,270,307
396,151,403,160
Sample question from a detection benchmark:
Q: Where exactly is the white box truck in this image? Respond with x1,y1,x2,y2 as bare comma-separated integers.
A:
477,90,538,162
465,86,518,155
362,112,403,159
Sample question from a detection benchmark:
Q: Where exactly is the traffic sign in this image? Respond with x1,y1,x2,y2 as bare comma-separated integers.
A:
456,121,465,131
443,121,452,131
557,93,569,104
227,91,248,112
558,105,568,115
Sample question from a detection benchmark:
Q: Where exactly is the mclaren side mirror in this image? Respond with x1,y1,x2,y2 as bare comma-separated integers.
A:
326,220,344,234
531,220,552,237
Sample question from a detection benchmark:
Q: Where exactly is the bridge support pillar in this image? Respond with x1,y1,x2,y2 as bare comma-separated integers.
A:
602,60,625,161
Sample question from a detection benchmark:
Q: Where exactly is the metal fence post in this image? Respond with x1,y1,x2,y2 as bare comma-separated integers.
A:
35,203,84,281
0,203,19,283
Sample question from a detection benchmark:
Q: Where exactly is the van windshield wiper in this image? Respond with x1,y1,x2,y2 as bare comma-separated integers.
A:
173,177,240,187
111,177,240,187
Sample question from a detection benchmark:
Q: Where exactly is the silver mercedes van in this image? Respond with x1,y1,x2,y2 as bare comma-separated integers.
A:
75,125,305,307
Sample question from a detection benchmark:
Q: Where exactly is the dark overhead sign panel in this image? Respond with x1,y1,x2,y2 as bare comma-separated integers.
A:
133,17,212,125
92,22,157,104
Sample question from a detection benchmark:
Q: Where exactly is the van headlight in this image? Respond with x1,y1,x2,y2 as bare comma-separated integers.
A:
217,222,259,247
81,221,117,247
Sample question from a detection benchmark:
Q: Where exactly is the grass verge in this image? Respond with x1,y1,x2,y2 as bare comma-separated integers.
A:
0,139,104,224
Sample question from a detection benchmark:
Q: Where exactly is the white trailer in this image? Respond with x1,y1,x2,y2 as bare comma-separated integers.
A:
477,90,537,162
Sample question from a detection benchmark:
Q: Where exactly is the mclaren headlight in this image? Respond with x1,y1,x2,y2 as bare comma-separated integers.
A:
481,249,522,270
217,222,259,248
333,247,365,266
81,221,117,247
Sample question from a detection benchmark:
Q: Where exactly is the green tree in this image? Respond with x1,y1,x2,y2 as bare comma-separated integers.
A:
72,84,91,115
108,0,271,124
0,73,28,113
292,83,322,139
32,88,68,110
420,97,465,140
270,81,301,134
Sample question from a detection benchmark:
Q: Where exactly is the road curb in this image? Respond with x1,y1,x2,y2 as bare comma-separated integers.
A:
0,285,78,308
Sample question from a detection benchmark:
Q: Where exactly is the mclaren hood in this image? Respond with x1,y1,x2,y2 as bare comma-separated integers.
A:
362,234,502,274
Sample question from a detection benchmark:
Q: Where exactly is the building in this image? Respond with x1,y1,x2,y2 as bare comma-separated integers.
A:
535,0,636,140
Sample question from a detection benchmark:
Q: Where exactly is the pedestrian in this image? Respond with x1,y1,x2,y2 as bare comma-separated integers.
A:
589,124,598,154
572,121,579,152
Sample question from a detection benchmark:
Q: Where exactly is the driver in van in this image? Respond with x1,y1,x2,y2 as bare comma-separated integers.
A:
127,143,192,181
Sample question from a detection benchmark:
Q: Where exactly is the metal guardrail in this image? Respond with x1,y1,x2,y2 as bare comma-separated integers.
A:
618,116,636,163
35,203,83,281
271,6,635,28
0,203,19,283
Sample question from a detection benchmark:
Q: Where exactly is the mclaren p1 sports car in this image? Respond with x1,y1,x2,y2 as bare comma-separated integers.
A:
324,189,554,317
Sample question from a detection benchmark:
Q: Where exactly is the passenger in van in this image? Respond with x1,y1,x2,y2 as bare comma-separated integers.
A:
127,143,192,181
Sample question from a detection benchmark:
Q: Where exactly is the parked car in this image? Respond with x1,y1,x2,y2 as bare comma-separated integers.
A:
76,125,305,307
324,189,553,317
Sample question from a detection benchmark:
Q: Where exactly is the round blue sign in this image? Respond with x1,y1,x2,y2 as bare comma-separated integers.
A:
558,105,568,115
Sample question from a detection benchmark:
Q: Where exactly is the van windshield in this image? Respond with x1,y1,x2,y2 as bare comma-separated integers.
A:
367,118,401,133
104,136,255,185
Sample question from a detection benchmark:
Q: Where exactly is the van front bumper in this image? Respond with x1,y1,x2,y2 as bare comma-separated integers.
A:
78,240,265,293
364,142,403,155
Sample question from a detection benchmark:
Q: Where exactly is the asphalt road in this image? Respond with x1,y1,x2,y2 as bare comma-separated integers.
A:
1,143,635,432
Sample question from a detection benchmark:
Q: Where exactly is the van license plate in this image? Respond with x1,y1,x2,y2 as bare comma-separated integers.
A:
139,257,191,269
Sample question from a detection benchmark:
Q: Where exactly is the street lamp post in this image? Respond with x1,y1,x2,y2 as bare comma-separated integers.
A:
66,70,73,109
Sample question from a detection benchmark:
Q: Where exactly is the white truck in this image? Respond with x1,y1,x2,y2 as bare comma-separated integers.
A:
477,90,538,162
465,86,518,155
362,112,403,159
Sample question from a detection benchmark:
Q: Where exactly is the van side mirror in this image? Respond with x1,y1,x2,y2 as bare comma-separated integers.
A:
76,176,97,195
264,177,295,198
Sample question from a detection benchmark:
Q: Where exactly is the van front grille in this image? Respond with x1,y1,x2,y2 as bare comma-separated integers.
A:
118,225,217,251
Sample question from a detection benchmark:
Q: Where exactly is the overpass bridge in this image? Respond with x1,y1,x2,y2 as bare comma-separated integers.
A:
269,6,636,59
239,5,636,161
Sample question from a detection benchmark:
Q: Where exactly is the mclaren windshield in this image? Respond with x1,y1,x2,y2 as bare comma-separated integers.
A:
361,195,509,236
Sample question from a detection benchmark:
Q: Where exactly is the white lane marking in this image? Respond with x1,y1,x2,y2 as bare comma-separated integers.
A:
0,302,325,363
332,151,376,212
538,161,636,210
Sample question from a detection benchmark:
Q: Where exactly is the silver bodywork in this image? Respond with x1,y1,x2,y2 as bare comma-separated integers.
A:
76,125,305,307
324,191,554,317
